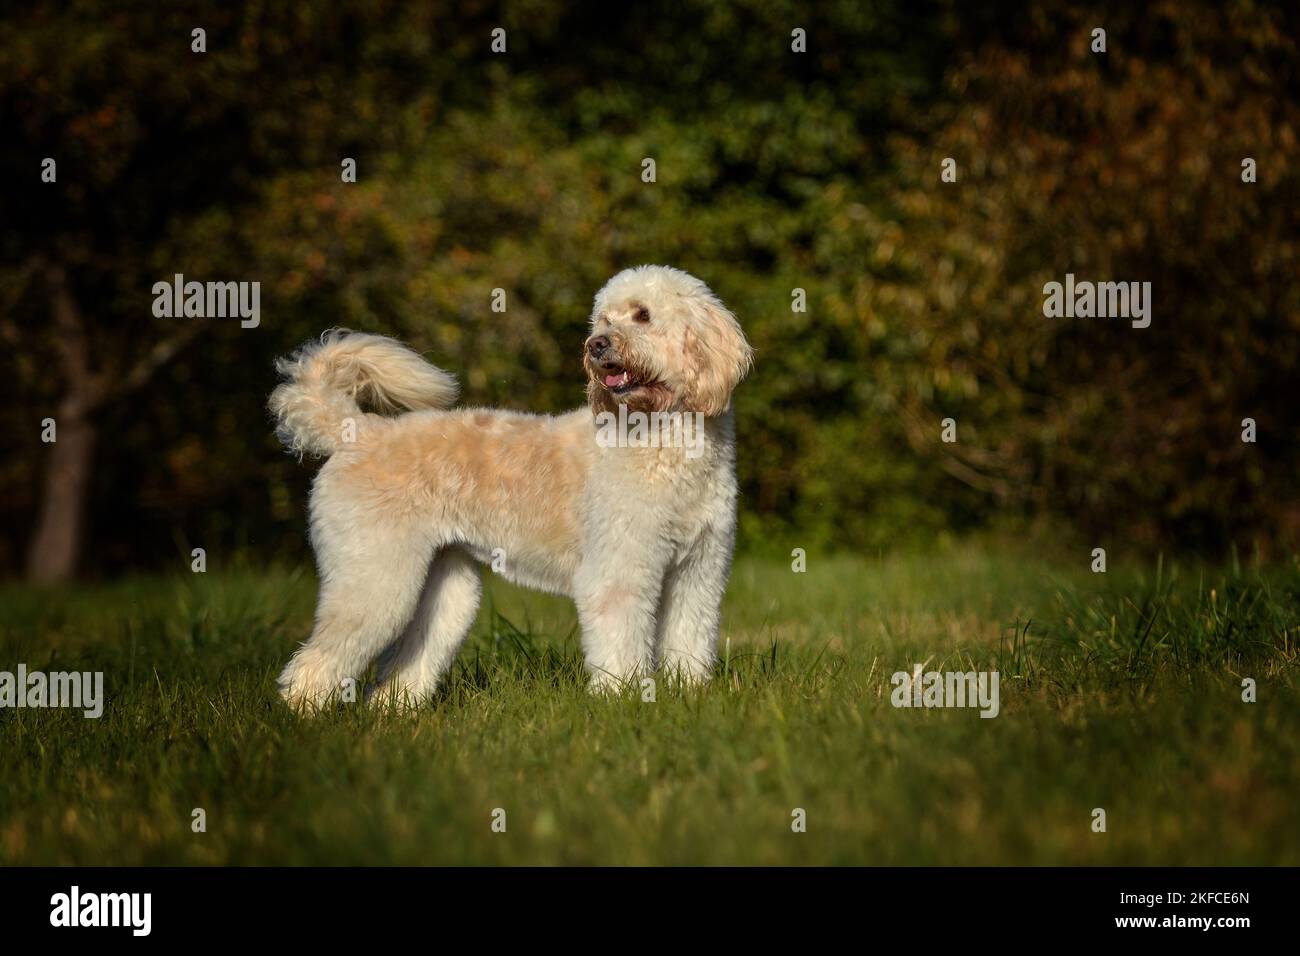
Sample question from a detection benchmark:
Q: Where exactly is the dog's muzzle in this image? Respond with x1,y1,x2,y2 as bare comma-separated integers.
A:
585,335,638,394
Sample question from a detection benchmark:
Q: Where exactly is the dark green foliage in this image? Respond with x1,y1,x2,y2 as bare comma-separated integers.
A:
1,1,1296,574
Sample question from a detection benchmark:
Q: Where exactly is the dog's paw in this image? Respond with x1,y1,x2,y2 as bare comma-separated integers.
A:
277,659,357,715
364,681,430,712
585,669,641,697
659,658,715,689
278,683,329,715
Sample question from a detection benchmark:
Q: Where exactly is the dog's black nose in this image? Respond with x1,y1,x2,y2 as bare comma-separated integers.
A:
586,335,610,357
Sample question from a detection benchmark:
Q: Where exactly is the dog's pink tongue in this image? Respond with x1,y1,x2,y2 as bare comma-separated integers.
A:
604,372,626,387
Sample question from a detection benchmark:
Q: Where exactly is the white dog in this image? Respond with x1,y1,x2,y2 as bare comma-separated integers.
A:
270,265,753,710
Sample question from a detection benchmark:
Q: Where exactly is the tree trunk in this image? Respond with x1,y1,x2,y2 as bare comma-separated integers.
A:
25,263,100,584
25,403,97,583
23,261,198,581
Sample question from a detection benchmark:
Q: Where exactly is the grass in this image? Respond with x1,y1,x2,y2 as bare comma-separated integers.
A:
0,542,1297,865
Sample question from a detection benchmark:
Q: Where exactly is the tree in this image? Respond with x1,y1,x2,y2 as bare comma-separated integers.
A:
849,0,1300,550
1,2,449,579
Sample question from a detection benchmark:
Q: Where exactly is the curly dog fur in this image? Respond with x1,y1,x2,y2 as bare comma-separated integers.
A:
269,265,753,710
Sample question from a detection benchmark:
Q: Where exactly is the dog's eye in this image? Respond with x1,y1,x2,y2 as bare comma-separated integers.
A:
633,306,650,323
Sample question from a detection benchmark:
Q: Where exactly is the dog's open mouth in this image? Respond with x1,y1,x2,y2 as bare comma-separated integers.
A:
602,366,641,394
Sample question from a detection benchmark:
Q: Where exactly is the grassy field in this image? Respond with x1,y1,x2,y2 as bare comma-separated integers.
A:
1,542,1297,865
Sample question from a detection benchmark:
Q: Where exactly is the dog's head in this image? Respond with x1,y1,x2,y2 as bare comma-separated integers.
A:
583,265,753,418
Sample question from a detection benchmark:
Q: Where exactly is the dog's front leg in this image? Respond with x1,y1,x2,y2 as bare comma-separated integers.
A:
655,524,734,685
573,549,668,693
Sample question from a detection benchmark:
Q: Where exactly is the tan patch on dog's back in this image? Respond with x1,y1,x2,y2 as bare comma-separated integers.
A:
338,409,590,562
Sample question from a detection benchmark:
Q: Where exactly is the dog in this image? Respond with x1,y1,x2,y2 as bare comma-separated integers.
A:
269,265,754,710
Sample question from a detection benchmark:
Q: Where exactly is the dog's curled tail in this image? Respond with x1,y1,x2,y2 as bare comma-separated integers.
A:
269,329,458,457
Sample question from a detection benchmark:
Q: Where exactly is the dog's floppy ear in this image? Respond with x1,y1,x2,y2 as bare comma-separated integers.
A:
682,293,754,417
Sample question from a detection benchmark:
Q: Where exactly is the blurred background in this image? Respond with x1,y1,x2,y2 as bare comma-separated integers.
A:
2,0,1297,583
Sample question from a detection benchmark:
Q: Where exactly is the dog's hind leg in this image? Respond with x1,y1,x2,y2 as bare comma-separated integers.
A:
369,547,482,707
278,523,436,713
